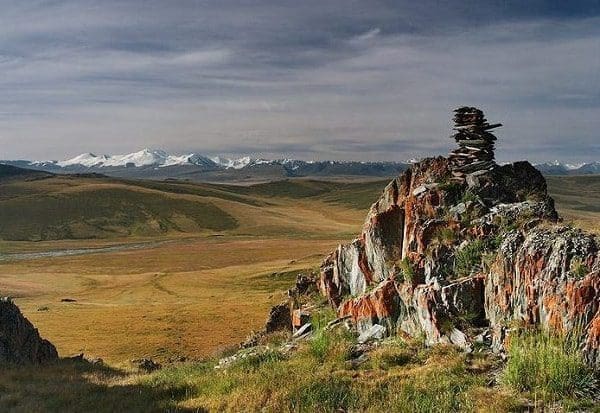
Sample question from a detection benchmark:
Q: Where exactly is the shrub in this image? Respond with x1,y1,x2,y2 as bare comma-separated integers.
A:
396,257,416,283
501,329,597,400
454,240,485,277
308,330,331,363
569,257,589,279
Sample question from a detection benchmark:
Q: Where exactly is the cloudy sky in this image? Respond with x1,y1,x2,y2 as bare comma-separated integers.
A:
1,1,599,163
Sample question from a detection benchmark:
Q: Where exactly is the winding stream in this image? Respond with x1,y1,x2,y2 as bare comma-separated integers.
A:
0,240,169,262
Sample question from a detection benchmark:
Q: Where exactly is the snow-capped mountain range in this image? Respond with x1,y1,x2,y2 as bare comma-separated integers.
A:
2,149,599,182
530,160,600,175
1,148,412,182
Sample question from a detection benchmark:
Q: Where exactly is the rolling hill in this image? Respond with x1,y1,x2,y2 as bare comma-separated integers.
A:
0,169,387,241
1,167,599,241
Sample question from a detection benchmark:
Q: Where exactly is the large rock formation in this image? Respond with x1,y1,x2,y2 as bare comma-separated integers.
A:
319,108,599,368
0,297,58,365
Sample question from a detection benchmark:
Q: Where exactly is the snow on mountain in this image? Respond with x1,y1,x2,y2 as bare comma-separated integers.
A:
210,156,254,169
52,149,218,169
6,149,599,177
101,148,168,167
160,153,217,168
57,153,106,167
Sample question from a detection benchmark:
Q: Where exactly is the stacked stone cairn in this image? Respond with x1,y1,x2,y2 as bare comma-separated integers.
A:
449,106,502,181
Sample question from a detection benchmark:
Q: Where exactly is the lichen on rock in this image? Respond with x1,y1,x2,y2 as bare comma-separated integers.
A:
318,107,599,368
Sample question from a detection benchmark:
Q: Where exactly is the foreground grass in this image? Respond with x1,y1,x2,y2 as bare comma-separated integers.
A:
2,324,598,412
141,338,508,412
501,329,598,406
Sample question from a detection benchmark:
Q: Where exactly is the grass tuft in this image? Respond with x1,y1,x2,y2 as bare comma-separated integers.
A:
454,239,485,277
501,329,597,400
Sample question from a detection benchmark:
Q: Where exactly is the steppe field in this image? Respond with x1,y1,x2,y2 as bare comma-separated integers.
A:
0,172,598,411
0,173,598,364
0,174,384,364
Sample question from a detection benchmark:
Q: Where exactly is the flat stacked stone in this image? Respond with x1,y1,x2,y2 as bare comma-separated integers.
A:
449,106,501,180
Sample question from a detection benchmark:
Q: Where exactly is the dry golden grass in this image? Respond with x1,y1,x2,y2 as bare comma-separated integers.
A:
2,237,345,364
0,175,369,363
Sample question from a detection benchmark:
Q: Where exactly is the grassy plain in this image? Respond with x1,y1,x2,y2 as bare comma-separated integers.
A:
0,173,599,411
0,175,382,364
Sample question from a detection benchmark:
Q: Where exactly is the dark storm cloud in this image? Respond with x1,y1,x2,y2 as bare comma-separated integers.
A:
0,1,599,162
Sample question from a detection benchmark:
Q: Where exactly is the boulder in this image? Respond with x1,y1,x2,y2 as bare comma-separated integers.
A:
0,297,58,365
357,324,386,344
132,358,161,372
264,302,292,333
486,226,599,366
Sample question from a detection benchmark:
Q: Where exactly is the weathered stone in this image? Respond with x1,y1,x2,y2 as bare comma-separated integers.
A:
357,324,386,344
486,226,599,367
317,108,598,369
0,297,58,365
338,279,399,334
264,302,292,333
292,322,312,339
292,309,310,330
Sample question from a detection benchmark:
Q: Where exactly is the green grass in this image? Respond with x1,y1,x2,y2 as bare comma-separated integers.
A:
229,178,388,210
454,239,486,277
0,187,237,240
501,329,597,401
0,175,384,241
133,333,508,412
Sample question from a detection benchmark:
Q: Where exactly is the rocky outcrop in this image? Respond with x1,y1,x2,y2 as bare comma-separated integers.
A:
319,108,598,368
0,297,58,365
486,227,599,366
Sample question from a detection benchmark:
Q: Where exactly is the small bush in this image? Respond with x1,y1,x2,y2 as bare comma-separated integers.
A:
396,257,416,283
501,329,597,400
308,330,331,362
454,240,485,277
569,257,589,279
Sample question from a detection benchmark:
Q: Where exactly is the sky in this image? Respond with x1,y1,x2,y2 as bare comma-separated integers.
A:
1,1,599,163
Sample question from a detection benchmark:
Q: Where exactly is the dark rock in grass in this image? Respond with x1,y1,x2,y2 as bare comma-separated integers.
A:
0,297,58,365
294,273,317,295
264,301,292,333
60,298,77,303
132,358,161,372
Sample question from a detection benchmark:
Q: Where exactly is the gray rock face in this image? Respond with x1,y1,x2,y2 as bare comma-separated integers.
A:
486,226,600,366
336,240,369,296
319,118,599,368
0,297,58,365
357,324,386,344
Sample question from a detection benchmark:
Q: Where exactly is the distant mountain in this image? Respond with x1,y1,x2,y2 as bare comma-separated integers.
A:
1,149,411,182
0,164,53,181
3,150,598,182
532,161,600,175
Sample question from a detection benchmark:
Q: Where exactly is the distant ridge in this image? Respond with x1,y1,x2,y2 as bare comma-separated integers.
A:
1,149,411,182
1,149,598,182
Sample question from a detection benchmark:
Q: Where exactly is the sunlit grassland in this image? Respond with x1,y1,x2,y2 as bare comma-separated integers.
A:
546,175,600,233
0,174,599,412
